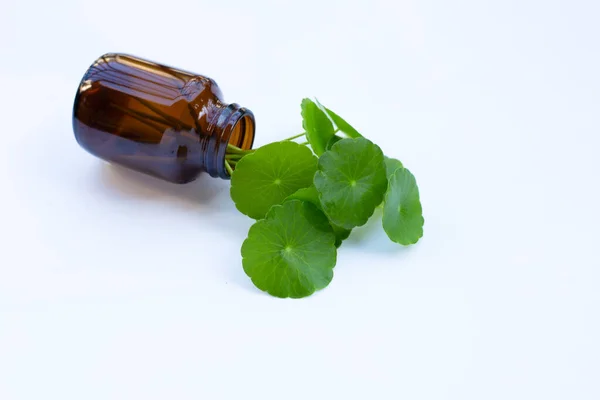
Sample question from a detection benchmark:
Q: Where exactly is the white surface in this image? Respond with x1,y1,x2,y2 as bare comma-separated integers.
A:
1,1,599,399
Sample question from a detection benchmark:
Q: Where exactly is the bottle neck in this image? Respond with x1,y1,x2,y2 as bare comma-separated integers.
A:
204,102,255,179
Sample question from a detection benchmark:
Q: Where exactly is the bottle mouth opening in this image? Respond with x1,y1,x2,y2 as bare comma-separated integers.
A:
229,114,255,151
206,103,255,179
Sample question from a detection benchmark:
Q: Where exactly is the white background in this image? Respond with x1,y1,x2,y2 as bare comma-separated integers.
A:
1,0,599,399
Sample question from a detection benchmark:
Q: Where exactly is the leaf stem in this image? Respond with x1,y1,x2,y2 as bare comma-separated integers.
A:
283,132,306,141
226,143,254,155
225,153,245,160
225,160,234,176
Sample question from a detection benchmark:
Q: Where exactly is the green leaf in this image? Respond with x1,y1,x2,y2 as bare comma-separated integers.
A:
384,156,404,178
285,186,352,247
284,185,320,205
323,106,362,139
382,167,424,245
241,200,337,298
314,137,388,229
301,98,335,156
326,135,343,150
330,223,352,246
230,141,318,219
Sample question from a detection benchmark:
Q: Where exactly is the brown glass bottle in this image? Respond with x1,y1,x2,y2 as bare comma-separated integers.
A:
73,53,255,182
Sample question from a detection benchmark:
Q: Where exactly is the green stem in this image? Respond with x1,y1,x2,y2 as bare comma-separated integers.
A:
281,129,338,142
284,132,306,141
298,141,309,146
225,160,234,176
226,157,244,165
226,143,254,155
226,153,245,160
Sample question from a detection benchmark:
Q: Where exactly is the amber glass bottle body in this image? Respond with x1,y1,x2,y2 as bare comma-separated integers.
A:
72,53,255,183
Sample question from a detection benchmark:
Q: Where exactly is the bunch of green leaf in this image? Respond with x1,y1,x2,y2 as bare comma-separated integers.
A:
227,99,424,298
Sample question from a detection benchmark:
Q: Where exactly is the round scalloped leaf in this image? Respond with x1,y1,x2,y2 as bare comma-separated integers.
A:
314,137,388,229
301,98,335,156
285,186,352,247
241,200,337,298
382,167,424,245
230,141,318,220
384,156,404,178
